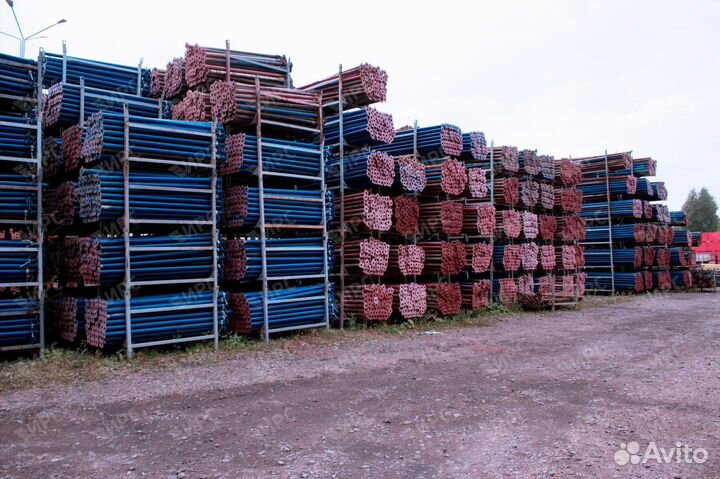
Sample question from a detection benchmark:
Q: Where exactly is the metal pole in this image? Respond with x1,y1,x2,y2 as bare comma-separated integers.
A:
319,93,330,330
604,149,615,294
36,49,45,353
338,64,345,330
79,76,85,127
123,105,133,358
61,40,67,84
489,141,495,304
210,122,219,351
136,58,143,96
255,77,270,343
225,40,231,82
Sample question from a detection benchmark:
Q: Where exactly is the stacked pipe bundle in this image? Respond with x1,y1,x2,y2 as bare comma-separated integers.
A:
85,291,228,349
0,66,43,350
577,151,686,293
224,185,330,229
324,108,395,147
300,63,388,109
42,52,150,96
164,57,187,98
150,68,165,98
173,91,212,122
374,124,463,158
326,149,395,187
185,44,291,89
228,285,333,334
220,133,324,177
209,80,320,131
223,237,332,281
0,52,36,100
43,82,166,128
81,112,219,165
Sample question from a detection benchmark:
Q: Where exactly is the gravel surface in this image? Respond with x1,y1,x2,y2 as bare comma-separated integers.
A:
1,292,719,478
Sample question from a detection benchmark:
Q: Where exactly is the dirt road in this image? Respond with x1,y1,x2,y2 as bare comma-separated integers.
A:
1,292,719,478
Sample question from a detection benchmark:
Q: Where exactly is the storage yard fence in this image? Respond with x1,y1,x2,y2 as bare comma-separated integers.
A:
0,40,702,356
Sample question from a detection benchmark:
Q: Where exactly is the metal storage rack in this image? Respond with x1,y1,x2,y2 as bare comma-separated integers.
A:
119,106,220,358
0,54,44,352
251,78,331,342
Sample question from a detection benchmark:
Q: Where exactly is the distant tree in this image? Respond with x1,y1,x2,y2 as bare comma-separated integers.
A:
683,187,719,232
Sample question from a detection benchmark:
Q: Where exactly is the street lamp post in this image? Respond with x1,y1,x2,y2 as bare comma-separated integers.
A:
2,1,66,57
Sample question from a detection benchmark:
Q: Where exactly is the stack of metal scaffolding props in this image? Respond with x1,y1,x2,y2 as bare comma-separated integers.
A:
224,185,331,229
42,52,150,96
423,158,467,196
629,157,656,177
484,146,519,173
326,149,394,187
374,124,463,158
417,241,467,275
652,270,673,290
492,177,520,207
227,284,333,334
460,280,492,310
493,244,523,272
150,68,165,98
580,199,643,219
671,270,693,288
221,133,324,177
173,91,212,122
538,183,554,210
53,234,215,285
585,248,643,268
519,150,541,176
425,283,462,316
0,115,36,158
467,168,490,199
340,284,393,322
670,248,693,267
77,169,218,223
343,238,390,276
556,215,586,242
557,159,582,186
324,108,395,147
340,190,391,231
387,283,427,319
577,152,632,178
495,277,519,304
495,209,522,239
300,64,387,109
539,155,556,181
652,204,671,224
224,237,332,281
418,200,462,235
394,195,420,235
0,298,39,347
538,215,557,241
470,242,493,273
584,224,647,243
461,132,488,162
650,182,667,201
185,44,291,89
577,176,637,199
671,229,691,247
585,271,644,292
46,296,86,343
397,155,426,192
81,112,220,165
690,232,701,247
0,174,38,220
520,180,540,208
43,136,63,179
164,57,187,99
556,187,583,213
389,244,425,276
635,178,655,199
43,83,166,128
0,53,36,100
48,180,77,225
0,239,39,283
85,290,227,349
210,81,320,131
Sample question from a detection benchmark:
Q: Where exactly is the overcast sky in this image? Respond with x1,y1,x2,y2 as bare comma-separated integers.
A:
2,0,719,210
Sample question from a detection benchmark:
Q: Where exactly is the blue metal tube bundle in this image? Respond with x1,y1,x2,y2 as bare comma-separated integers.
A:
584,248,642,267
586,271,643,291
323,108,395,147
577,177,636,198
223,237,333,281
0,115,36,159
221,133,325,177
43,52,150,96
0,53,36,99
82,112,222,165
43,83,166,128
224,186,333,228
0,298,39,347
78,169,221,223
584,224,641,243
0,174,38,219
374,124,463,158
581,199,643,219
0,239,39,283
228,284,334,334
85,290,228,349
75,234,216,285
